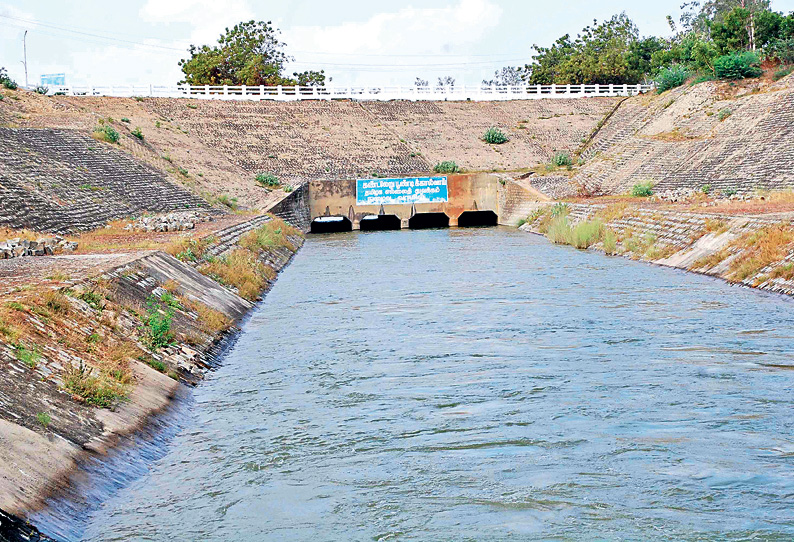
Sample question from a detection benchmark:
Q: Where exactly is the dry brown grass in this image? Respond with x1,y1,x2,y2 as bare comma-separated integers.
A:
182,297,232,334
727,223,794,281
704,218,729,234
693,249,730,270
646,128,703,142
770,262,794,281
199,249,269,301
596,202,630,223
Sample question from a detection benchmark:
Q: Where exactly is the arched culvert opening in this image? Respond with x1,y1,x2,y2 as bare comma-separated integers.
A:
310,216,353,234
409,212,450,230
360,214,401,231
457,210,498,227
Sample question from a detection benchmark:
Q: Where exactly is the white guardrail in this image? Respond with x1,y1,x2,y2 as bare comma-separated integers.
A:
47,83,654,101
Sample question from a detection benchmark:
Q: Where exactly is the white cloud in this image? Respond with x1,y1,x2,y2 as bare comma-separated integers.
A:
288,0,502,56
284,0,504,84
140,0,254,44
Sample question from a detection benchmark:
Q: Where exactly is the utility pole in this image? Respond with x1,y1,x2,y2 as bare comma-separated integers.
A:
21,30,28,88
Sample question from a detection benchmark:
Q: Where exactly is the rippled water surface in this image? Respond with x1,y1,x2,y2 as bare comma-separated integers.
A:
83,228,794,540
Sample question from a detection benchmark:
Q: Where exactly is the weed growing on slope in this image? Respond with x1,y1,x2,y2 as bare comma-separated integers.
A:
433,161,460,173
92,124,120,144
256,173,281,188
63,360,127,408
631,182,654,197
144,296,175,350
483,127,509,144
36,412,51,428
726,222,794,281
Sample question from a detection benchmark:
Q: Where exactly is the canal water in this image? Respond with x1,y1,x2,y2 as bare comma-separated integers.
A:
77,228,794,539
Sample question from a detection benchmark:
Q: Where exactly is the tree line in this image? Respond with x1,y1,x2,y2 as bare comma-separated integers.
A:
486,1,794,87
178,2,794,89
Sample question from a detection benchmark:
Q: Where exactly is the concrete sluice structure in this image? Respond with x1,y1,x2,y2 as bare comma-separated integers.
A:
306,173,520,233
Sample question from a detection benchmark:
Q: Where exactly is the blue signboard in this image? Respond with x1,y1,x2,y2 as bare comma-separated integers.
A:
40,73,66,86
356,176,448,205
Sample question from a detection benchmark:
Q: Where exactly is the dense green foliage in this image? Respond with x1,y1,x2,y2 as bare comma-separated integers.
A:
179,20,325,86
502,3,794,88
631,182,654,197
714,50,763,78
655,65,691,92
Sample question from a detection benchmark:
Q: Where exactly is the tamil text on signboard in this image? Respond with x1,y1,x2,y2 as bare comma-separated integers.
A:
356,177,448,205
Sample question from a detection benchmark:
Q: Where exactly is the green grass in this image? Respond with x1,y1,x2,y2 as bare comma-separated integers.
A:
552,152,572,167
16,344,40,369
631,182,654,197
36,412,51,428
433,161,460,173
131,127,144,140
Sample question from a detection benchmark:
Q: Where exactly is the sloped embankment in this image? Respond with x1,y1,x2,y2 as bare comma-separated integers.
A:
0,128,211,233
522,203,794,297
0,214,303,538
531,73,794,198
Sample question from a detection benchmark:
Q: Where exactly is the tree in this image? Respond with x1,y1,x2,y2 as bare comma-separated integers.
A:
437,76,455,87
482,66,524,86
179,20,307,86
414,77,429,87
291,70,326,86
524,13,644,85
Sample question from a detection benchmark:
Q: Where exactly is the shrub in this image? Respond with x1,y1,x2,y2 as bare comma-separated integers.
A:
483,127,509,144
655,65,690,93
36,412,51,428
433,161,460,173
552,152,572,167
93,124,120,144
131,127,144,140
63,360,126,408
200,249,269,301
631,182,654,197
121,117,131,123
714,51,762,80
34,86,48,95
724,187,738,197
145,296,174,350
766,38,794,65
717,108,732,121
0,94,3,101
284,185,294,193
701,184,712,195
0,68,17,90
178,167,189,177
255,173,280,188
773,66,793,81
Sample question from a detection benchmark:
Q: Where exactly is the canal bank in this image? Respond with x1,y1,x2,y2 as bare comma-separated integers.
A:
0,216,304,541
58,228,794,540
519,202,794,298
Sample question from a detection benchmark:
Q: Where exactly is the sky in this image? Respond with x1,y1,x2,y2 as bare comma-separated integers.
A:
2,0,794,88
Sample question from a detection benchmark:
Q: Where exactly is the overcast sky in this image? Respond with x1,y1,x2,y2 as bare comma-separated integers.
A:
2,0,794,87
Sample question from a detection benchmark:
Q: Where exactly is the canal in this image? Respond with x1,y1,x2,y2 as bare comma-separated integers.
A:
70,228,794,539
